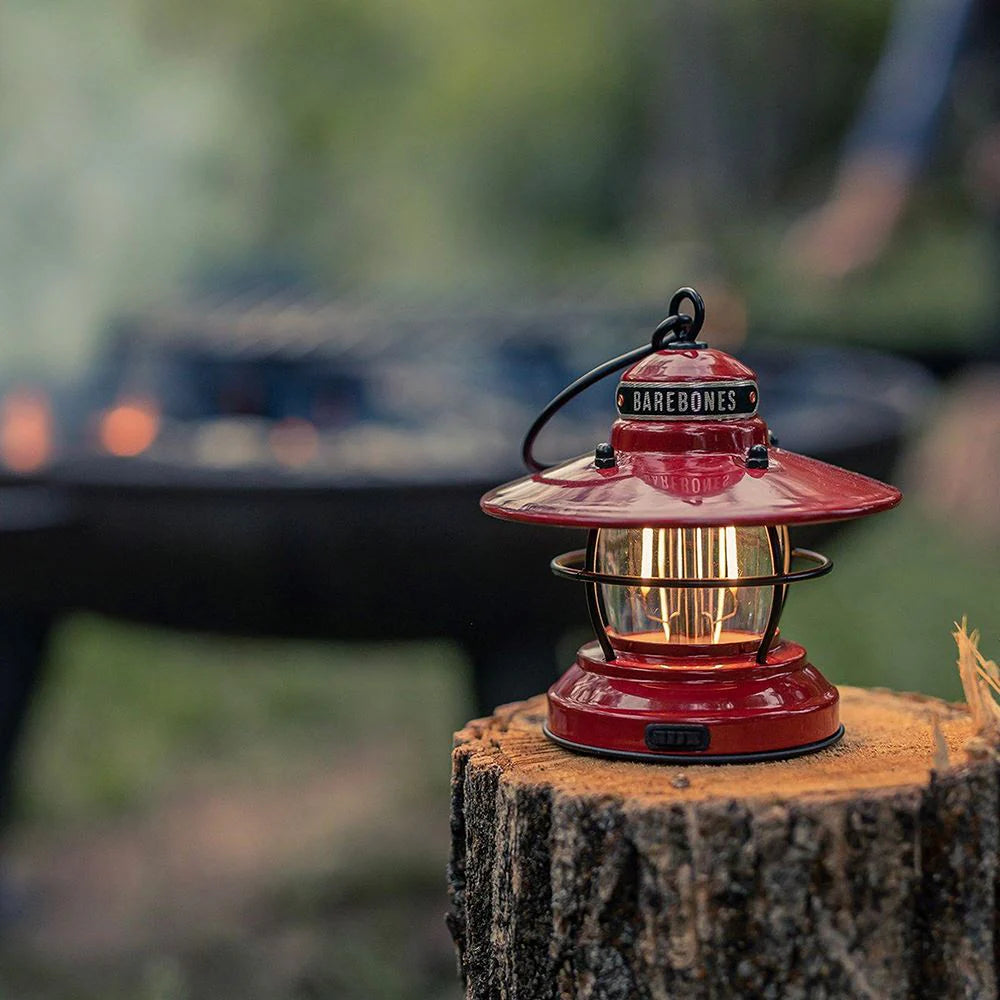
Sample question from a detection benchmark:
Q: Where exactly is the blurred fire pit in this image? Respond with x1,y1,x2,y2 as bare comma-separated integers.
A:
0,292,934,791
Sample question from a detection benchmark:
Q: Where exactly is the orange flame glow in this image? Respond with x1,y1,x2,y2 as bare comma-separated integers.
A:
0,388,53,472
99,399,160,457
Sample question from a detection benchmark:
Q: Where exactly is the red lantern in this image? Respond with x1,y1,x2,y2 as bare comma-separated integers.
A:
481,288,901,762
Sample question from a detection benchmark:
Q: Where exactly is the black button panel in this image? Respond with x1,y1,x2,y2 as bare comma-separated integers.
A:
645,723,711,752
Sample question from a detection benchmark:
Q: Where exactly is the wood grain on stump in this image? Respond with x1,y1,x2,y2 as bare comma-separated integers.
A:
447,687,999,1000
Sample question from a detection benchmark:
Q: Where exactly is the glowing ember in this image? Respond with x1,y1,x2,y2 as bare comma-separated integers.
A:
99,399,160,457
0,388,53,472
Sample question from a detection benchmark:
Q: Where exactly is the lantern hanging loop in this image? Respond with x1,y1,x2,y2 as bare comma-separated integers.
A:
658,286,706,348
521,287,707,473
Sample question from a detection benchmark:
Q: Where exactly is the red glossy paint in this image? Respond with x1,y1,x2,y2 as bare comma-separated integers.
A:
481,448,900,527
610,416,767,455
620,346,757,384
547,640,840,759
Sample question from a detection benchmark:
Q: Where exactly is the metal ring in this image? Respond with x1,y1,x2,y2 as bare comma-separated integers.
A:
667,287,706,339
550,546,832,588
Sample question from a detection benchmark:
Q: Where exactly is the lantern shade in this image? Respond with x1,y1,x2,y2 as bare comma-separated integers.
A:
481,447,901,528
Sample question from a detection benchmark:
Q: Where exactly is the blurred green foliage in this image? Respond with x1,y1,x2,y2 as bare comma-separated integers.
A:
11,0,978,372
16,616,467,823
171,0,901,292
784,505,1000,703
6,618,468,999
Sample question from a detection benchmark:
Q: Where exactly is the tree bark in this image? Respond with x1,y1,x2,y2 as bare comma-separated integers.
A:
447,686,999,1000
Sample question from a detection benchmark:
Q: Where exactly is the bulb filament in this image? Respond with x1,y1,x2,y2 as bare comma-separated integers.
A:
633,525,744,644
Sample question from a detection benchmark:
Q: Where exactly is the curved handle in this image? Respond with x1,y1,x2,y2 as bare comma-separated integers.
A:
521,287,706,473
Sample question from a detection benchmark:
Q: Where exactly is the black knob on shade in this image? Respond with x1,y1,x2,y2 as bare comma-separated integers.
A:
595,442,616,469
747,444,769,470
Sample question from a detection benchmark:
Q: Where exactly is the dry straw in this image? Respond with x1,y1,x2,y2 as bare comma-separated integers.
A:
953,617,1000,738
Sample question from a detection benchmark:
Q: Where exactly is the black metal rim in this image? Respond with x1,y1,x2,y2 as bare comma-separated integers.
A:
550,546,832,589
542,724,845,765
757,525,789,665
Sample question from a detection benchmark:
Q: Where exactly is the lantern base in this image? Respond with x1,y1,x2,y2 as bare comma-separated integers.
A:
546,640,841,763
542,724,845,765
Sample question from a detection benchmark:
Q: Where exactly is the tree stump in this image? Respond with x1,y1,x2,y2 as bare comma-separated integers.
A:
447,687,999,1000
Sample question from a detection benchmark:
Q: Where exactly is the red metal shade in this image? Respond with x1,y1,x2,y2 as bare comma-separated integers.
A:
481,447,900,527
482,346,901,528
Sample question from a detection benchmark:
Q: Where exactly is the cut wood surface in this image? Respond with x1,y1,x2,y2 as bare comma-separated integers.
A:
447,686,999,1000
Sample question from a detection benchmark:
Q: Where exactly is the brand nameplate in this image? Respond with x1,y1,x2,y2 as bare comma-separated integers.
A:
616,380,758,421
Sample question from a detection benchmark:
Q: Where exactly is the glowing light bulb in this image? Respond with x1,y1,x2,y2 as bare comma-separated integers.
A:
595,525,778,654
639,527,654,596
